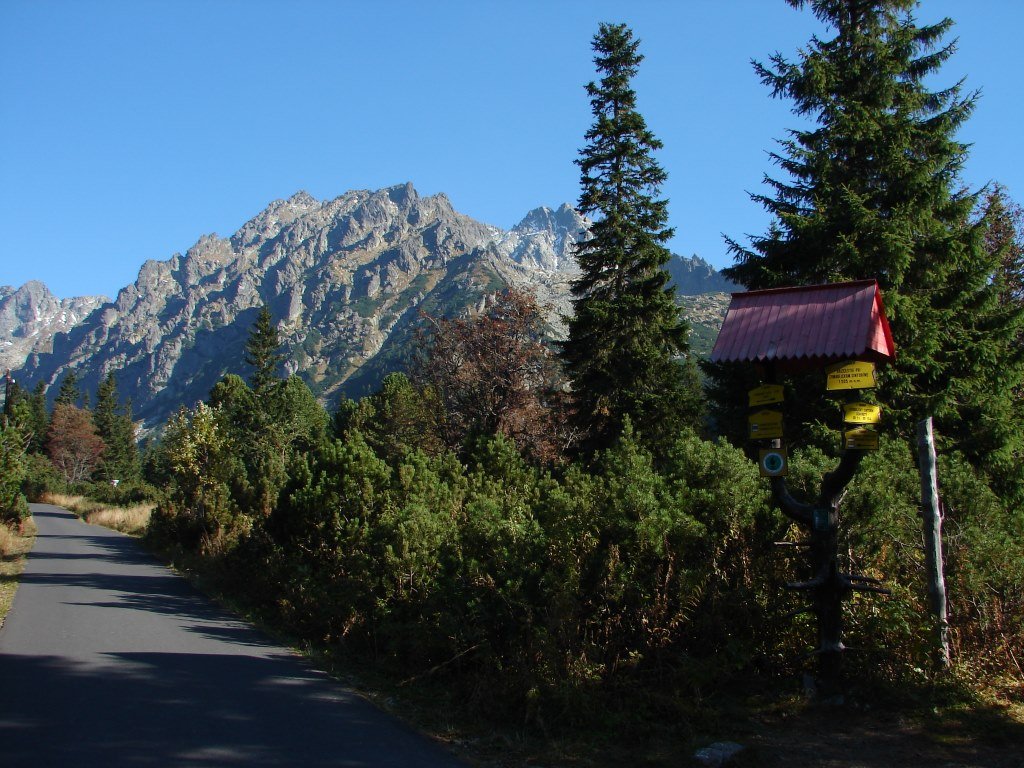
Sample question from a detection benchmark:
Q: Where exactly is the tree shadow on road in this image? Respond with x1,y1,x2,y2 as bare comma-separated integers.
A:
0,651,465,768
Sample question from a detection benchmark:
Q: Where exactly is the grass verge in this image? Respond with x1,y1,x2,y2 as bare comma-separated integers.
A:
0,518,37,628
40,492,153,536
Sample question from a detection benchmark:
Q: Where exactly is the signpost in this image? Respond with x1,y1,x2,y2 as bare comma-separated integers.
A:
748,409,784,440
826,360,876,391
711,280,896,695
843,426,879,451
748,384,785,407
842,402,881,425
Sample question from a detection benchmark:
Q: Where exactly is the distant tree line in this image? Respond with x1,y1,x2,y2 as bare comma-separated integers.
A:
2,367,145,526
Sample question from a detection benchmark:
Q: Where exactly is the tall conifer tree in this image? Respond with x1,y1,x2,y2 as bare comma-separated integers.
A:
715,0,1024,488
561,22,702,457
2,375,21,421
93,372,140,483
244,305,282,397
27,382,49,454
980,185,1024,309
55,369,82,408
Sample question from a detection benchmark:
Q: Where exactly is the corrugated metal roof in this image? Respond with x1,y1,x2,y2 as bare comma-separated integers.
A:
710,280,895,367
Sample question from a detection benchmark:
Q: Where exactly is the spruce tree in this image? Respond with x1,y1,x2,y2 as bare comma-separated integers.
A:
716,0,1024,486
2,375,22,421
93,372,140,484
93,371,118,434
974,185,1024,498
26,382,49,454
55,369,82,408
561,22,702,457
980,185,1024,309
244,305,283,397
0,417,30,524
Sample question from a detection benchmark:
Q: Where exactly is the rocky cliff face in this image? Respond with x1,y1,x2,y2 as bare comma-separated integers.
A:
0,282,107,374
14,184,586,425
666,254,738,295
12,183,730,427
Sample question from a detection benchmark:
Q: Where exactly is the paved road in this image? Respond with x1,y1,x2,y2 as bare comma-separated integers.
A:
0,504,466,767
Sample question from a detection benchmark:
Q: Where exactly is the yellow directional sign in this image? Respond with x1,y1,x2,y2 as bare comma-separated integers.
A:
827,360,876,391
759,447,789,477
843,402,882,425
749,409,784,440
843,426,880,450
748,384,785,407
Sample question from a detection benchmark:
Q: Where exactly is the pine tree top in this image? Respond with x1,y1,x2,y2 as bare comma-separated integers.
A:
725,0,974,292
245,305,283,395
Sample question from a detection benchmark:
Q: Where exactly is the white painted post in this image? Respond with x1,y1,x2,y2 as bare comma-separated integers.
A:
916,417,950,669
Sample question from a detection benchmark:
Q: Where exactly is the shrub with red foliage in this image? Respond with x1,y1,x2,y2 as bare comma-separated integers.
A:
415,288,575,464
47,403,105,485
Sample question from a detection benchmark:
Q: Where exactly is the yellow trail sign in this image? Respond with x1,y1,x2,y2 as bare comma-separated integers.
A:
843,426,879,450
748,384,784,407
843,402,882,425
749,409,784,440
826,360,876,391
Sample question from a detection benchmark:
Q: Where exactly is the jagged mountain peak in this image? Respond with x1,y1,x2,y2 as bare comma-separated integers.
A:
497,203,586,273
286,190,320,208
7,280,56,303
232,192,326,248
0,281,107,373
1,280,108,319
381,181,417,206
358,184,461,225
666,253,738,296
11,184,733,427
1,281,56,322
185,233,232,260
513,203,585,235
14,183,515,422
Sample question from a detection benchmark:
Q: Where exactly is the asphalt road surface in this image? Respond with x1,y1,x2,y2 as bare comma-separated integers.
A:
0,504,466,767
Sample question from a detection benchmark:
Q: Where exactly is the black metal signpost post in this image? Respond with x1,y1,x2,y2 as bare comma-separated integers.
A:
765,364,889,692
770,444,888,690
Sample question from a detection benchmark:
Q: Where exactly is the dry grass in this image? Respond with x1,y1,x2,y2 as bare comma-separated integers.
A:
1,518,37,626
40,492,103,515
40,492,154,537
84,504,153,536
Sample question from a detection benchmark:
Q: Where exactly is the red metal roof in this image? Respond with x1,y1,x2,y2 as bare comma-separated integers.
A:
709,280,895,368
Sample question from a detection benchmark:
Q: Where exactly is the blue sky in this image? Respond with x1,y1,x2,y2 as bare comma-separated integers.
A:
2,1,1021,299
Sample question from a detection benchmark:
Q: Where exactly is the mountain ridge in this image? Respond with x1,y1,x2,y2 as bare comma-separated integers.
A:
5,183,733,427
0,282,108,375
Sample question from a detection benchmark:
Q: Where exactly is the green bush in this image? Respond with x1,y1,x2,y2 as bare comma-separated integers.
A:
141,366,1024,721
83,479,160,506
20,452,63,502
938,452,1024,678
1,421,31,525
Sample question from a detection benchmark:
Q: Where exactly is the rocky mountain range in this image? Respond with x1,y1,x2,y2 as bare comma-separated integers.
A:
0,283,107,375
4,183,734,428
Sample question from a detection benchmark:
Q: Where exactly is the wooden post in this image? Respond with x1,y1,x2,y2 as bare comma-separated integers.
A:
916,417,951,669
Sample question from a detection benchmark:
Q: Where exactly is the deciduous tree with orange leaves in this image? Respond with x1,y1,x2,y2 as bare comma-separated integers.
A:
416,288,573,463
47,403,104,485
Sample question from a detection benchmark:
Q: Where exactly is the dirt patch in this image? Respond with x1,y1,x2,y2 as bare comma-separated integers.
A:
394,676,1024,767
723,692,1024,768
